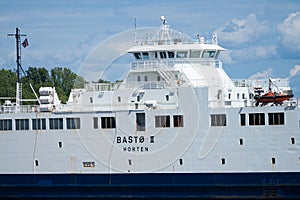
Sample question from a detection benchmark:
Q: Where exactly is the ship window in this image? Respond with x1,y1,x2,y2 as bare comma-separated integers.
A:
35,160,39,166
128,159,132,166
90,97,93,103
142,52,149,59
134,53,142,59
202,50,216,58
239,138,244,145
221,158,226,165
176,51,187,58
93,117,98,129
179,158,183,165
58,142,63,148
268,113,284,125
49,118,63,130
15,119,29,130
144,76,148,81
137,76,141,82
83,162,95,168
155,115,170,128
32,118,46,130
160,51,167,59
242,93,245,99
165,95,169,101
228,93,231,99
291,137,295,144
0,119,12,131
210,114,226,126
136,113,145,131
173,115,184,127
240,114,246,126
272,157,276,165
237,93,240,99
67,118,81,129
157,76,161,81
249,113,265,126
190,50,201,58
101,117,116,129
167,51,175,58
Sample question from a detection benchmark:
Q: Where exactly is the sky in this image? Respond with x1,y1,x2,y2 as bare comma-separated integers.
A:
1,0,300,96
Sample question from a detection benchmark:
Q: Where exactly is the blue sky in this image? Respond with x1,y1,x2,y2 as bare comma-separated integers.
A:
1,0,300,96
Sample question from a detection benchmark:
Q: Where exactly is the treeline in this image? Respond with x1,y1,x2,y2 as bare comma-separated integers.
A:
0,67,87,104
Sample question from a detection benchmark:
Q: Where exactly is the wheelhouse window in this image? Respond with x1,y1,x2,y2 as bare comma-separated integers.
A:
101,117,116,129
49,118,63,130
155,115,170,128
142,52,149,59
202,50,216,58
210,114,226,126
173,115,184,127
190,50,201,58
167,51,175,58
32,118,46,130
67,118,81,129
0,119,12,131
176,51,187,58
134,53,142,59
160,51,167,59
15,119,29,130
268,113,284,125
249,113,265,126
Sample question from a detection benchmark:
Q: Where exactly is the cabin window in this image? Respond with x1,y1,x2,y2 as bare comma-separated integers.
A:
167,51,175,58
176,51,187,58
210,114,226,126
268,113,284,125
237,93,240,99
90,97,93,103
118,96,121,102
242,93,245,99
249,113,265,126
240,114,246,126
142,52,149,59
101,117,116,129
137,76,141,82
128,159,132,166
0,119,12,131
190,50,201,58
58,142,63,148
157,76,161,81
165,95,169,101
32,118,46,130
155,115,170,128
173,115,184,127
67,118,81,129
83,162,95,168
49,118,63,130
35,160,39,166
291,137,295,145
15,119,29,130
239,138,244,145
272,157,276,165
93,117,98,129
202,50,216,58
179,158,183,165
150,136,155,143
134,53,142,59
221,158,226,165
228,93,231,99
144,76,148,81
160,51,167,59
136,113,145,131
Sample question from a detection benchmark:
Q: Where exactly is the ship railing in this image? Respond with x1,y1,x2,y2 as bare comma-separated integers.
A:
130,59,222,70
84,82,122,92
233,78,290,88
124,81,172,89
0,104,38,114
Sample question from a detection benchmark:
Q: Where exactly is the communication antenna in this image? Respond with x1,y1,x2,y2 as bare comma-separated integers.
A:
7,28,27,108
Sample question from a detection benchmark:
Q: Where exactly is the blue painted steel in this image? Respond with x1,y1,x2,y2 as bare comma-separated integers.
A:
0,172,299,199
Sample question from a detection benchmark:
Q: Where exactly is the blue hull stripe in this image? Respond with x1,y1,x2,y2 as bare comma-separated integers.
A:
0,172,299,199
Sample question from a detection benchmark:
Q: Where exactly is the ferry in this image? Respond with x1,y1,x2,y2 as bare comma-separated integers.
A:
0,16,300,199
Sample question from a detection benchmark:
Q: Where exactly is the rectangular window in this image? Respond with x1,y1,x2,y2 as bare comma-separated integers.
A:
49,118,63,130
15,119,29,130
32,118,46,130
101,117,116,129
155,116,170,128
240,114,246,126
268,113,284,125
93,117,98,129
83,161,95,168
190,50,201,58
210,114,226,126
0,119,12,131
167,51,175,58
136,113,145,131
249,113,265,126
67,118,81,129
176,51,187,58
173,115,184,127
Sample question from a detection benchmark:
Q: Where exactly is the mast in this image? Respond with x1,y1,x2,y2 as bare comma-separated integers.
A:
7,28,27,109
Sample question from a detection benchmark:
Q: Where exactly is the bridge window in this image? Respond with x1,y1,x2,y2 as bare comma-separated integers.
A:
134,53,142,59
202,50,216,58
249,113,265,126
0,119,12,131
268,113,284,125
160,51,167,59
142,52,149,59
190,50,201,58
211,114,226,126
173,115,184,127
168,51,175,58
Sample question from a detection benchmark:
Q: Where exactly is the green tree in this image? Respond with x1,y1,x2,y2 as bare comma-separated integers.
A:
0,69,17,104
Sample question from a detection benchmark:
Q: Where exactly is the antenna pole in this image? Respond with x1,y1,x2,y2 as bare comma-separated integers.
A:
7,28,27,108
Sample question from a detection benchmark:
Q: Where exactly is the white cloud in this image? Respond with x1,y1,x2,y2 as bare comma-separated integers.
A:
248,67,273,79
289,65,300,78
277,12,300,54
215,14,269,46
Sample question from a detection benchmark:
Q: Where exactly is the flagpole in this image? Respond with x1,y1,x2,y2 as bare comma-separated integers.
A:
7,28,27,109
